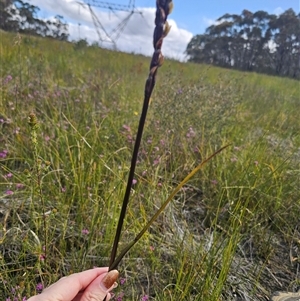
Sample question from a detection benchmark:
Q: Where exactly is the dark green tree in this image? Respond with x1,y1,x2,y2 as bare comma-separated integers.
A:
0,0,18,31
0,0,69,41
186,9,300,79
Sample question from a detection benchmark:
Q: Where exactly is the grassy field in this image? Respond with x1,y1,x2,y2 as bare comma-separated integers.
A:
0,31,299,300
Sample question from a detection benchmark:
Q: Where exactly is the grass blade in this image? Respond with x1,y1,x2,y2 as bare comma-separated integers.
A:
109,144,229,269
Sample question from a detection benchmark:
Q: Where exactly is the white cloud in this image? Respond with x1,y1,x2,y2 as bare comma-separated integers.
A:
28,0,192,61
273,7,284,16
202,17,217,27
202,16,225,29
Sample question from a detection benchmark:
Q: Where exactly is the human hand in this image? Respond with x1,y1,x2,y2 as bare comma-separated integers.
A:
28,267,119,301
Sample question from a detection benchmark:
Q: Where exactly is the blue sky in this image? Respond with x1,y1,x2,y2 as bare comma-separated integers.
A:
28,0,299,60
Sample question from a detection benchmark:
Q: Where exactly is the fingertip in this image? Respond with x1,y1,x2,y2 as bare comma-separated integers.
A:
100,270,119,291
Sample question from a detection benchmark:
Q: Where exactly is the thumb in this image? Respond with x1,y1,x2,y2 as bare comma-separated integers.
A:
80,270,119,301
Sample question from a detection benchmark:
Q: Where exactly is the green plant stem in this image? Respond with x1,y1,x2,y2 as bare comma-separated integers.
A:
108,92,152,269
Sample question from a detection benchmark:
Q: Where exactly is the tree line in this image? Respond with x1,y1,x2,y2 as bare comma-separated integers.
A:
0,0,69,41
186,9,300,79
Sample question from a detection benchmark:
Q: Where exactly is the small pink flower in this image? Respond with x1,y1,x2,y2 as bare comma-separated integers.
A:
0,151,7,158
16,183,24,189
153,158,160,165
6,190,13,195
4,75,12,84
211,179,218,185
157,182,162,187
82,229,89,235
44,136,50,142
142,295,149,301
122,124,131,132
39,254,46,261
254,160,259,166
186,127,195,138
120,278,126,285
6,173,13,178
132,179,137,185
116,293,124,301
149,246,155,251
61,187,66,192
36,283,43,291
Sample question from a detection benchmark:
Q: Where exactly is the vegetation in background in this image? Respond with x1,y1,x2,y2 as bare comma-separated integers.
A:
2,1,299,79
0,0,68,40
186,9,300,79
0,29,299,301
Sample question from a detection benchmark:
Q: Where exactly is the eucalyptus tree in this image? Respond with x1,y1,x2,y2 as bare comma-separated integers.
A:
186,8,300,79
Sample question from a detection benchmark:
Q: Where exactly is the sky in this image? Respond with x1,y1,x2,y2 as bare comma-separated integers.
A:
28,0,299,61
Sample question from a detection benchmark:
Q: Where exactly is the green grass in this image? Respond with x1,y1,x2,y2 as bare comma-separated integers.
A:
0,31,299,300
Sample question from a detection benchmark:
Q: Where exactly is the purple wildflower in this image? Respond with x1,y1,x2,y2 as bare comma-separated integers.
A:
6,190,13,195
120,277,126,285
16,183,24,189
142,295,149,301
39,254,46,261
122,124,131,132
4,75,12,84
82,229,89,235
0,151,8,158
36,283,43,291
132,179,137,185
211,179,218,185
153,158,160,165
186,127,195,138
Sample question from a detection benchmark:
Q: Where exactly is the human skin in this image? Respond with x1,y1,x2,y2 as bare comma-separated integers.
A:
28,268,119,301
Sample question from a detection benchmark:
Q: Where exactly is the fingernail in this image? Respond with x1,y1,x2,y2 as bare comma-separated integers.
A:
100,270,119,291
